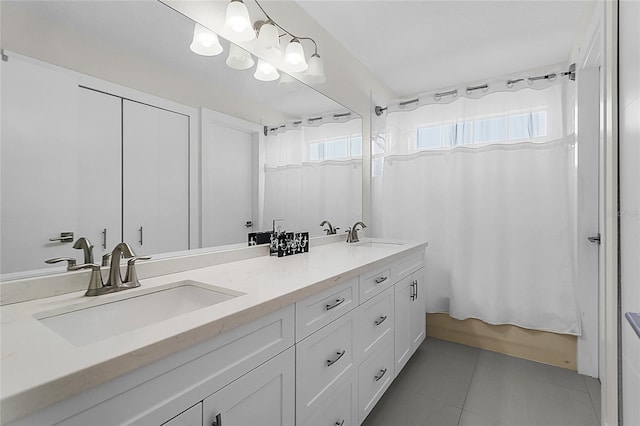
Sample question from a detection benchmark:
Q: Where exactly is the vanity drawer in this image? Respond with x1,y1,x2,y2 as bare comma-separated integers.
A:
355,287,394,365
359,263,393,303
391,250,425,282
296,312,355,422
296,277,358,341
299,370,357,426
358,332,394,425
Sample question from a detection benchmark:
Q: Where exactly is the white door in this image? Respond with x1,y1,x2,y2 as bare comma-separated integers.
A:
202,347,295,426
77,88,121,259
1,54,80,274
201,120,254,247
123,100,189,256
576,67,601,377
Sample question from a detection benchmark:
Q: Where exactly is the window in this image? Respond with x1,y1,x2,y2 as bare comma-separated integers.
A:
309,134,362,161
415,110,547,150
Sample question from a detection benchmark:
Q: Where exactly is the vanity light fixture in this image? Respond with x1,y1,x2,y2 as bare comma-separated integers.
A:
195,0,327,84
284,38,308,72
255,20,281,61
226,43,255,70
305,53,326,84
254,58,280,81
190,23,223,56
223,0,255,42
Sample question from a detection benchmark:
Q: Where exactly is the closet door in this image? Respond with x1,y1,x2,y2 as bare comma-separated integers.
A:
122,100,189,256
1,55,79,274
77,88,121,258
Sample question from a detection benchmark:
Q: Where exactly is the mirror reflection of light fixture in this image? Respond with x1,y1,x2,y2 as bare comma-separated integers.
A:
224,0,255,42
254,59,280,81
305,53,326,84
190,23,223,56
278,71,297,86
284,38,308,72
226,43,255,70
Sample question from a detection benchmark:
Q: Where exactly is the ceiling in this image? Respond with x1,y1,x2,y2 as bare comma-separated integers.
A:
296,0,590,98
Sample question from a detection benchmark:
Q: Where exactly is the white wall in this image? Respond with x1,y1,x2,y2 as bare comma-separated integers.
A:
619,1,640,425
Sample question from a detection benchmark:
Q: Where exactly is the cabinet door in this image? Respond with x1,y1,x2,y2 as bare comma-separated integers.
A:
122,100,189,255
410,269,426,350
161,403,202,426
394,274,414,375
394,269,426,376
77,88,122,258
203,347,295,426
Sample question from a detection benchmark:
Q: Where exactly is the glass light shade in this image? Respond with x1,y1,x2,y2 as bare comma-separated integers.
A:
257,22,282,60
305,54,326,84
226,43,255,70
254,59,280,82
189,23,223,56
284,39,308,72
224,0,255,42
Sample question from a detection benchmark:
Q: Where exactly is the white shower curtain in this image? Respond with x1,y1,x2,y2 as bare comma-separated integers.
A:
374,80,580,335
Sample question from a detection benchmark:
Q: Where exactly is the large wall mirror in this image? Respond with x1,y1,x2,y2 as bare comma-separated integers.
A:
0,0,362,279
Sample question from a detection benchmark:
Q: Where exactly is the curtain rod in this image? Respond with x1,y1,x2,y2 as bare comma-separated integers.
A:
375,63,576,116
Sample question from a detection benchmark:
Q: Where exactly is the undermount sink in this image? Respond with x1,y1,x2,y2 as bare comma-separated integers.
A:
35,281,243,346
354,241,405,249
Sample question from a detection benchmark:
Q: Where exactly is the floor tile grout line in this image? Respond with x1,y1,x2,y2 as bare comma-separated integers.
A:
457,348,481,426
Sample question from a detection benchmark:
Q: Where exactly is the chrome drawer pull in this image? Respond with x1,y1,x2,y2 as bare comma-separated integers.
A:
374,276,388,284
374,368,387,381
326,298,346,311
374,315,388,326
327,350,346,367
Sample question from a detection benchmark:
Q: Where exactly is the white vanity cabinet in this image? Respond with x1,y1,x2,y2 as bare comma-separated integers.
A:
161,403,202,426
394,269,426,375
202,347,295,426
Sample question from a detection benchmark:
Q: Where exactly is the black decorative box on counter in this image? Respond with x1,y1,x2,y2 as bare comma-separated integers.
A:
270,232,309,257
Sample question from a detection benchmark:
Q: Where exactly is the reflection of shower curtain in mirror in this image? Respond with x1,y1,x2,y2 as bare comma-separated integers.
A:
373,81,580,335
262,120,362,236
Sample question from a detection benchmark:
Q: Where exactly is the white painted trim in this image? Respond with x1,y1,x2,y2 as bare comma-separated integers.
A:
602,1,619,425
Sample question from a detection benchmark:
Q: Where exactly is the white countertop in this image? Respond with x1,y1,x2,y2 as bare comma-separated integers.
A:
0,239,426,424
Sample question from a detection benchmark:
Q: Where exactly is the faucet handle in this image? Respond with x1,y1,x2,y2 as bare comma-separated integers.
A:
45,257,77,270
123,255,151,288
101,253,112,267
69,263,105,297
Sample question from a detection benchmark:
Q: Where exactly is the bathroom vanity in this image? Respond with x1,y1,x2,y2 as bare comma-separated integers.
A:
0,239,427,425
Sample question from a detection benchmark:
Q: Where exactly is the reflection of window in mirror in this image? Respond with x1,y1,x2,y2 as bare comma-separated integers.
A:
308,134,362,161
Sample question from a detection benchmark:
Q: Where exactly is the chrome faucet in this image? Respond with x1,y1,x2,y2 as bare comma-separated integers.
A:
320,220,339,235
346,221,367,243
72,237,94,264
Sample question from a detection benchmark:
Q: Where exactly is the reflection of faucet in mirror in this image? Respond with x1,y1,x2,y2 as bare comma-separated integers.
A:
44,257,77,270
346,222,367,243
72,237,94,265
320,220,339,235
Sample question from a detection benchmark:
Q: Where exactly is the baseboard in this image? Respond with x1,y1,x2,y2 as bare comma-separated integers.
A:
426,313,577,370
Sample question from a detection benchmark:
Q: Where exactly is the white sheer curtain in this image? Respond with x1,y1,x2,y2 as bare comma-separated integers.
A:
373,81,580,335
262,120,362,235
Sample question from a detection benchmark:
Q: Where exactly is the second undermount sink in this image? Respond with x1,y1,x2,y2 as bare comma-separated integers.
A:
35,281,243,346
354,240,405,249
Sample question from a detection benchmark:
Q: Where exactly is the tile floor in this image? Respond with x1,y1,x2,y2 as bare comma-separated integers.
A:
363,338,601,426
